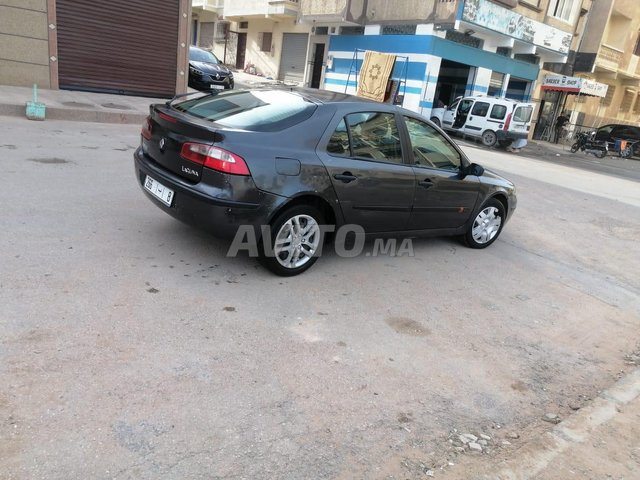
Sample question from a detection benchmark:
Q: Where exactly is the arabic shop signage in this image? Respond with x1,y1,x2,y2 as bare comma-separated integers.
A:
462,0,573,54
541,75,609,97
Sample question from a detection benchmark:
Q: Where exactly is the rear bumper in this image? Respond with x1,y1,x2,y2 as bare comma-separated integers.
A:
497,130,528,141
134,147,277,239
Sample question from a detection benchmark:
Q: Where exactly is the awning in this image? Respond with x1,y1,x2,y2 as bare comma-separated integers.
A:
541,75,608,98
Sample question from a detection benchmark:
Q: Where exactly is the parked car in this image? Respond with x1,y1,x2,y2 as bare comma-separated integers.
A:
188,46,234,91
430,96,534,148
593,124,640,157
135,88,517,275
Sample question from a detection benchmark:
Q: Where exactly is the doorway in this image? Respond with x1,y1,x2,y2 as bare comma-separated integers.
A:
310,43,325,88
235,32,247,70
433,60,473,107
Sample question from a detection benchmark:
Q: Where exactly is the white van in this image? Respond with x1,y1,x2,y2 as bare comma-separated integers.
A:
430,96,534,148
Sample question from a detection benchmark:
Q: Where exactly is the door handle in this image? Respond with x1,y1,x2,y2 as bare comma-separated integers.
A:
334,172,357,183
418,179,434,189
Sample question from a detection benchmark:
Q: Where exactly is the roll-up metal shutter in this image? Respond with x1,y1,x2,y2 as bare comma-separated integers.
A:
278,33,308,84
56,0,179,97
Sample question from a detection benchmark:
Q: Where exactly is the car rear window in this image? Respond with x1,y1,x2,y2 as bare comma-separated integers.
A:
173,90,317,132
513,106,533,122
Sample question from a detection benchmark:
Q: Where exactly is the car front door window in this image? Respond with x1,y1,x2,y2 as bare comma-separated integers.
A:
404,117,462,172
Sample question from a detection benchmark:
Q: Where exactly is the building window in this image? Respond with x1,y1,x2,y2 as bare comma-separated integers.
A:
259,32,272,52
488,72,505,97
314,26,329,35
496,47,512,57
548,0,578,23
620,89,635,112
239,21,249,29
215,22,229,41
381,24,417,35
601,85,615,106
340,26,365,35
445,30,483,49
514,53,540,64
633,94,640,113
634,33,640,56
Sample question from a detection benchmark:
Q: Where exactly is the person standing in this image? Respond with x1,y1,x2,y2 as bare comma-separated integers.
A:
554,112,570,144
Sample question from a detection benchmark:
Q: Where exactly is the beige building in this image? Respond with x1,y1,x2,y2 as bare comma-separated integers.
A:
0,0,191,97
221,0,312,83
526,0,639,137
570,0,640,126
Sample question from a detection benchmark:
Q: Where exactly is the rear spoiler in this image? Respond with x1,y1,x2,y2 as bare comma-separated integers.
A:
166,90,219,107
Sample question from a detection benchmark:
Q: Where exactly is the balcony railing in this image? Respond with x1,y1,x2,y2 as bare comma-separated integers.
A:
268,0,300,17
597,45,623,69
192,0,224,11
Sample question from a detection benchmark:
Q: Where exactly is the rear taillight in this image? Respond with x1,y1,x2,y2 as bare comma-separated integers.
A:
503,113,512,131
180,143,250,176
141,116,152,140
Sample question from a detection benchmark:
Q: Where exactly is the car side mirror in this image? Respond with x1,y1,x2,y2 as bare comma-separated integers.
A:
460,163,484,178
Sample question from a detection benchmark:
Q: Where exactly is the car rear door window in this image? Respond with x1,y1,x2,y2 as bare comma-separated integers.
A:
490,104,507,120
404,116,462,171
344,112,403,164
327,119,350,156
471,101,490,117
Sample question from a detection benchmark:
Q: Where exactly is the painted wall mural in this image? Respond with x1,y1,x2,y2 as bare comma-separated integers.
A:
462,0,572,54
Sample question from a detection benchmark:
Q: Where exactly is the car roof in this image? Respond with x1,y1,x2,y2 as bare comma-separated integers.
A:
282,87,380,105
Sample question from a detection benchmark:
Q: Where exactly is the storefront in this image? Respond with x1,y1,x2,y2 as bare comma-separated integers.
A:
533,75,609,141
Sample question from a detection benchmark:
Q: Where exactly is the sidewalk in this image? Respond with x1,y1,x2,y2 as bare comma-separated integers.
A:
0,71,284,125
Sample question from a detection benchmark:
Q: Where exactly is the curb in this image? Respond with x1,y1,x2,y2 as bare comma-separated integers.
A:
0,103,147,125
473,368,640,479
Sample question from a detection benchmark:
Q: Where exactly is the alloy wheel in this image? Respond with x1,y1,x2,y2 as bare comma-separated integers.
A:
273,214,321,269
472,206,502,244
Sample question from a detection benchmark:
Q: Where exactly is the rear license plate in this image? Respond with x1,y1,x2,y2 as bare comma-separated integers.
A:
144,175,174,207
210,84,224,90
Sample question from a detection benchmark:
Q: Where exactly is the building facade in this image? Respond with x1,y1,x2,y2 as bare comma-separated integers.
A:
302,0,574,119
0,0,191,97
571,0,640,126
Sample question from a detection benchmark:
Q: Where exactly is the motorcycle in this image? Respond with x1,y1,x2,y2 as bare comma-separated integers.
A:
570,131,608,158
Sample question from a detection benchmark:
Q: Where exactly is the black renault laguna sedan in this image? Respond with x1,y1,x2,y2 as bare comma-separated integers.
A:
134,88,516,275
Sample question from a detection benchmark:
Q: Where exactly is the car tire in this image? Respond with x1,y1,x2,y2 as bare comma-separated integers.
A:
570,142,579,153
259,205,325,276
621,145,634,158
463,198,505,249
482,130,498,147
430,117,441,127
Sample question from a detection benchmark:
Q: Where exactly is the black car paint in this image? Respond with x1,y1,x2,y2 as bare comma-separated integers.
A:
135,88,515,242
188,47,234,91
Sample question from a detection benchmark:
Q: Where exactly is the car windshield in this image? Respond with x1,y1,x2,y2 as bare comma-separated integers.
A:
173,90,317,132
190,48,219,64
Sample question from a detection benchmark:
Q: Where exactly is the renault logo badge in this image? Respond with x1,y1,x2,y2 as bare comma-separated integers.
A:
159,138,166,151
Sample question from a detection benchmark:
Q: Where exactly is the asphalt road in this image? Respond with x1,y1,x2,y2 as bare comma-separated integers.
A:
1,117,639,479
453,135,640,182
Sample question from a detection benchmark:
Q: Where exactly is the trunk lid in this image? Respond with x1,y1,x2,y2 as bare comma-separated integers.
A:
142,104,222,183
